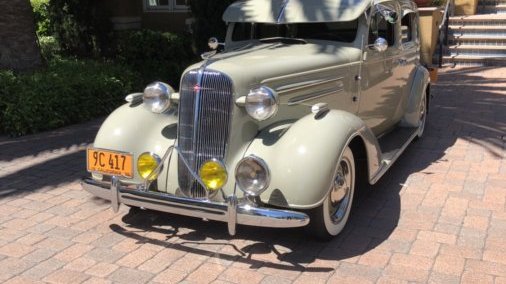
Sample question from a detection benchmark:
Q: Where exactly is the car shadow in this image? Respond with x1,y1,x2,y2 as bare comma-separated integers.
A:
0,118,101,162
107,66,505,270
107,137,443,271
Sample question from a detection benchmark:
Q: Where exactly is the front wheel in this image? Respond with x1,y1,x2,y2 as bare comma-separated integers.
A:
306,146,355,240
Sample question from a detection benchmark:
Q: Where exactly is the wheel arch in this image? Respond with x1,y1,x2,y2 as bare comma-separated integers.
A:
401,65,430,127
245,110,382,210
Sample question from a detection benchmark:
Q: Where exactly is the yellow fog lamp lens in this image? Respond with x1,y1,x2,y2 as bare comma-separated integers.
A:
199,160,228,191
137,152,161,180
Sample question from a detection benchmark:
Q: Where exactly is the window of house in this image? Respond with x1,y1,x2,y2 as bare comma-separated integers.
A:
174,0,188,9
145,0,189,11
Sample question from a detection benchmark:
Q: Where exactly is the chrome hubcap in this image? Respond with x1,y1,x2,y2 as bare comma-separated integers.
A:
328,160,351,224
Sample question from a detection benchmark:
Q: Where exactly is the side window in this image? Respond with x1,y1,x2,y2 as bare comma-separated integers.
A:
368,6,397,47
401,13,415,44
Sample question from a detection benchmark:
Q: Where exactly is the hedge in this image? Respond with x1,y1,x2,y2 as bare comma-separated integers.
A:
0,58,140,136
115,30,195,88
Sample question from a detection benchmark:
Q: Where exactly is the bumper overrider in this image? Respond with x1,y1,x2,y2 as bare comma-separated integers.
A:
81,177,309,235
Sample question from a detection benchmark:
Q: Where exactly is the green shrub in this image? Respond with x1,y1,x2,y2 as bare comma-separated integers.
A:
31,0,51,36
0,58,140,136
47,0,112,57
39,36,60,59
115,30,196,88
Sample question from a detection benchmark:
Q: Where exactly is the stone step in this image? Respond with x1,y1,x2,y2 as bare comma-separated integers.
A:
450,30,506,37
449,14,506,26
449,25,506,37
449,34,506,46
449,44,506,56
478,4,506,13
478,0,506,5
449,25,506,30
478,0,506,7
449,44,506,50
442,55,506,66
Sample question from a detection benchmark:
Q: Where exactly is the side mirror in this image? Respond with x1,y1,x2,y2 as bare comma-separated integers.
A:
208,37,225,50
203,37,225,59
383,11,398,24
208,37,219,50
373,37,388,52
375,4,398,24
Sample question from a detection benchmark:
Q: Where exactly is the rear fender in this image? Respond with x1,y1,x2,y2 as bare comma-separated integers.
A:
401,65,430,127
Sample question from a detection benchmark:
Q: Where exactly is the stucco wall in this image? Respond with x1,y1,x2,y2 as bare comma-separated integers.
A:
418,7,443,66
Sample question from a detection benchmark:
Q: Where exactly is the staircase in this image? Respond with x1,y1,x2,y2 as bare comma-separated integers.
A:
443,0,506,66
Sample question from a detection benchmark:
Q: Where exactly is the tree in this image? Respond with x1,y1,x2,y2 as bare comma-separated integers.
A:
48,0,112,57
0,0,42,71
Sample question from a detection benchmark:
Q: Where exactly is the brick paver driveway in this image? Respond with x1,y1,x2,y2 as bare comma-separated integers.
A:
0,67,505,284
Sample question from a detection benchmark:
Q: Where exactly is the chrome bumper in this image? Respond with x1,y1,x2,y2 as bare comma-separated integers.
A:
81,177,309,235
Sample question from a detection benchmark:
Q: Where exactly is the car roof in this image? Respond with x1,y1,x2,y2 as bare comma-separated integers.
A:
222,0,373,23
223,0,418,24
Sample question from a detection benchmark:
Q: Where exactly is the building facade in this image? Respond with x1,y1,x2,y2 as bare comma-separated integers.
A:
105,0,193,33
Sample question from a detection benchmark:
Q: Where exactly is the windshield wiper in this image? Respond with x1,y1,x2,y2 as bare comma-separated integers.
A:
259,37,307,44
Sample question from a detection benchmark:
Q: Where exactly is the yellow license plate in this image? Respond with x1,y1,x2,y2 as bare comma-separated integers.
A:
87,148,133,178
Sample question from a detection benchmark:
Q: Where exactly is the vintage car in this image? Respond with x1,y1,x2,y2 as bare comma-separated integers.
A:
83,0,429,239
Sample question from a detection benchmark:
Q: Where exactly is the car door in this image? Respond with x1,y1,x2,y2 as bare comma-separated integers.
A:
396,8,420,117
358,1,404,136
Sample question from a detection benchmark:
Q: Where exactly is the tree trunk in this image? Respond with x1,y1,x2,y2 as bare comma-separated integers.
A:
0,0,42,71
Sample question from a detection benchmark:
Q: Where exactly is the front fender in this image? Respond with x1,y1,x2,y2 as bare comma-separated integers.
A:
401,65,430,127
245,110,381,209
92,103,178,186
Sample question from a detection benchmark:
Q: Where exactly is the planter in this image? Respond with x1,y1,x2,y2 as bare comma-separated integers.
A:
418,7,443,66
454,0,479,15
428,67,438,83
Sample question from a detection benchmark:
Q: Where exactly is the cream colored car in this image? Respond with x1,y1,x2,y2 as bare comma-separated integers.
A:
83,0,429,239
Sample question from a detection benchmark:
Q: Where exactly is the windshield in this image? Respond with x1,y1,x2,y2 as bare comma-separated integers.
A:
232,20,358,43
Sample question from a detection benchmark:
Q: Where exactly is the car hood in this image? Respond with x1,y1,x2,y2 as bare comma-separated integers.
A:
185,42,361,96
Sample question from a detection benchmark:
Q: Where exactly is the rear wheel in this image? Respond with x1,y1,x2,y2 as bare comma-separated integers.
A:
417,90,428,138
307,147,355,240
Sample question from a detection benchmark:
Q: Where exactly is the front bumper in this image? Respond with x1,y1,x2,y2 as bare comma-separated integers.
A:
82,177,309,235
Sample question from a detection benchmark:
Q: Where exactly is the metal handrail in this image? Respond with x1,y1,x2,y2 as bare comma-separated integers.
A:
438,0,455,67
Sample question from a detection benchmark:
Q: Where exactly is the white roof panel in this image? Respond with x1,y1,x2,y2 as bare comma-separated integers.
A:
223,0,373,23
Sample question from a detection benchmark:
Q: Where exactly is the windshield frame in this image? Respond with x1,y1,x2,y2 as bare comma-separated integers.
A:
229,20,360,44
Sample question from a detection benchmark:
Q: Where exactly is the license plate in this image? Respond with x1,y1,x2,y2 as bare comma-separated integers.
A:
87,148,133,178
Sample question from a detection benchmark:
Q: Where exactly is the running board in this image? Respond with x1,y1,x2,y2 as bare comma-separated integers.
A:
370,126,419,184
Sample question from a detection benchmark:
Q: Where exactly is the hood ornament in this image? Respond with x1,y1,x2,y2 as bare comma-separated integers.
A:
201,37,225,60
201,50,217,60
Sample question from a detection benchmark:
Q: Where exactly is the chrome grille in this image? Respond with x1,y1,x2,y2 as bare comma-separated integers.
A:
178,69,234,198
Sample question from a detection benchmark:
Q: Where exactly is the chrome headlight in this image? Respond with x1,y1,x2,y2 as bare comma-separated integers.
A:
143,82,174,113
235,155,270,196
245,86,278,121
